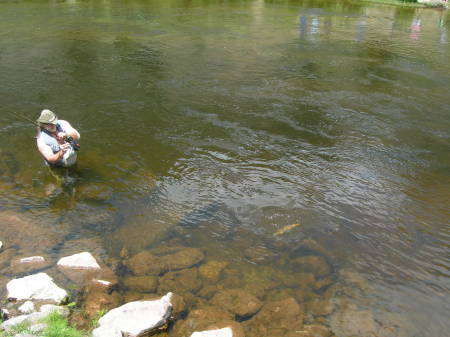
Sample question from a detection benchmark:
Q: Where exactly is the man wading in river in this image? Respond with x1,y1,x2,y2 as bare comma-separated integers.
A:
36,109,80,168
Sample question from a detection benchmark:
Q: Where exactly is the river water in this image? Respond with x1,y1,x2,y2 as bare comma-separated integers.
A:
0,0,449,336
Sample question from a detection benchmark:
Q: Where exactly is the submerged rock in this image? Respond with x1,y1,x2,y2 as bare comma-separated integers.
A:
82,282,122,318
292,256,331,278
125,251,166,276
244,297,304,337
0,211,62,253
92,293,173,337
158,268,202,295
330,305,378,337
199,261,228,282
211,289,263,319
123,276,158,293
6,273,67,304
9,256,52,275
171,307,243,337
0,248,18,271
191,327,233,337
162,247,204,271
285,324,332,337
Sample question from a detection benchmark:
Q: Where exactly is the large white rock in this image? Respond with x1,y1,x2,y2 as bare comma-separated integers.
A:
191,328,233,337
18,301,35,314
57,252,100,269
92,293,173,337
7,273,67,303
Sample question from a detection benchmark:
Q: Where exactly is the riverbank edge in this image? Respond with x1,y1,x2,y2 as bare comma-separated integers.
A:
358,0,448,8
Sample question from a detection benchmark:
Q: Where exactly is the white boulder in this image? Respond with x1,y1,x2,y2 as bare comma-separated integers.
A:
7,273,67,303
92,293,173,337
57,252,100,269
18,301,35,314
191,327,233,337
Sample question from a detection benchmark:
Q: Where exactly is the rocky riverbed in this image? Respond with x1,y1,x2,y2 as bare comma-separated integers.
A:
0,210,406,337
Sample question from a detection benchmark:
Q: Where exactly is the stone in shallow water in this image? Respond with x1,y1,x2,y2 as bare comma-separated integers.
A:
171,307,244,337
92,293,173,337
123,275,158,293
211,289,263,319
57,252,101,269
0,211,62,253
330,306,378,337
9,256,52,275
244,297,304,337
125,251,166,276
191,327,233,337
6,273,67,303
292,255,331,278
158,268,202,294
162,247,205,271
199,261,228,282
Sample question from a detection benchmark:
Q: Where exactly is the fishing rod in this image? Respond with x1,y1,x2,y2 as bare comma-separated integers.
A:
4,110,37,126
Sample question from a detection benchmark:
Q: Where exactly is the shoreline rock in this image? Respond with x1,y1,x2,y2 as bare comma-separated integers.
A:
6,273,68,304
92,293,173,337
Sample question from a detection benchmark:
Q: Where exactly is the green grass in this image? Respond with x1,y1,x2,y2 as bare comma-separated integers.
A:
358,0,427,7
0,322,33,337
41,312,85,337
0,312,87,337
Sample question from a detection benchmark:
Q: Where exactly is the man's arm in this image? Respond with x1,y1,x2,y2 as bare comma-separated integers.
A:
58,120,80,140
37,138,70,164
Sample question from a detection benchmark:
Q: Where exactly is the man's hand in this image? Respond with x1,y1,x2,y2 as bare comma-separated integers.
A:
57,132,67,142
60,143,71,152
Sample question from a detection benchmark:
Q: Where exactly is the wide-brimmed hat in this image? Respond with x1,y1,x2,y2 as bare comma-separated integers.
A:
37,109,58,125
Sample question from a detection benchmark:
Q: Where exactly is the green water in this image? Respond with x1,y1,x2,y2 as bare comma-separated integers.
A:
0,0,449,336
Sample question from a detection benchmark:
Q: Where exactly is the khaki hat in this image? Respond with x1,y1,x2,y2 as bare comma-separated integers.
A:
37,109,58,124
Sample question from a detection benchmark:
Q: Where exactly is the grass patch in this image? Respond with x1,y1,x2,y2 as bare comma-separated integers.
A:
0,312,87,337
359,0,427,7
41,312,86,337
0,322,34,337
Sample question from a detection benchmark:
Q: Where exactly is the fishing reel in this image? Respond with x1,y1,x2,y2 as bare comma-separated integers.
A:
65,136,80,151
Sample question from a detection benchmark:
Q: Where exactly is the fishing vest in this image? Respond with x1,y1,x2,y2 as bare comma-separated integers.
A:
38,122,77,167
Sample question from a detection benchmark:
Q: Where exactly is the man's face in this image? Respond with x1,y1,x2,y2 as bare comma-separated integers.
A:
44,123,57,133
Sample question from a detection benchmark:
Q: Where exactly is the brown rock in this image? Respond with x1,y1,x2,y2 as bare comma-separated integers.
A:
244,245,276,264
198,284,224,299
211,289,263,319
158,268,202,294
199,261,228,282
82,287,122,318
171,307,238,337
0,248,18,271
0,212,62,253
170,293,187,320
162,247,204,271
125,251,166,276
292,256,331,277
285,324,332,337
244,297,304,337
313,277,333,291
308,298,335,317
9,255,52,275
330,307,378,337
281,272,316,288
123,275,158,293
